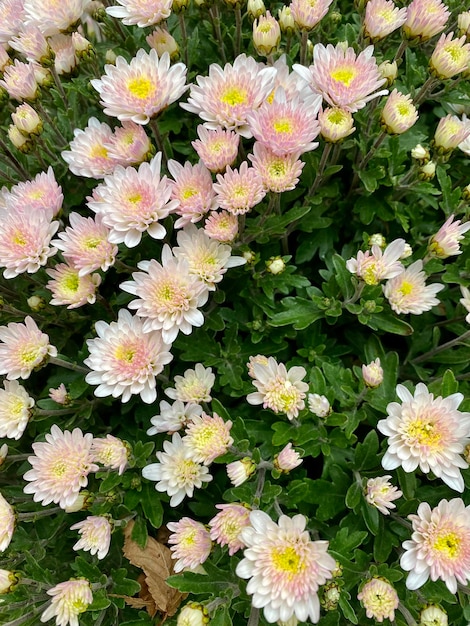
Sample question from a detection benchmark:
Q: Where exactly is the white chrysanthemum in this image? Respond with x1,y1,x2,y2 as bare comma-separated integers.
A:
142,432,212,506
383,260,445,314
165,363,215,404
85,309,173,404
346,238,406,285
183,412,233,465
106,0,172,27
92,434,129,475
40,579,93,626
24,0,87,37
70,515,112,560
378,383,470,492
62,117,117,179
0,379,35,440
0,491,15,552
147,400,203,435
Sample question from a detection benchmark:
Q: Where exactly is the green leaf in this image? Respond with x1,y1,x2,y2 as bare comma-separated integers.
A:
331,254,355,300
267,297,323,330
361,499,380,535
111,568,142,596
140,484,163,528
441,369,459,397
98,471,122,493
397,466,417,499
345,482,363,510
354,430,379,471
167,561,236,594
374,526,394,562
367,313,414,335
131,516,148,549
88,590,111,612
211,606,233,626
339,594,358,624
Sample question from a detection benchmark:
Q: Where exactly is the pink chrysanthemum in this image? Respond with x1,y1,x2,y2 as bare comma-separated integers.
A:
87,154,177,247
403,0,450,41
106,121,153,167
0,491,15,552
364,0,408,41
92,434,129,475
378,382,470,492
227,458,257,486
23,0,87,37
346,238,406,285
236,511,336,623
62,117,117,179
275,443,303,472
0,316,57,380
91,49,187,125
191,125,240,173
167,159,217,229
213,161,266,215
434,114,470,152
84,308,173,404
52,212,117,276
40,579,93,626
23,425,98,509
106,0,172,27
0,59,42,101
247,356,309,420
381,89,418,135
428,214,470,259
401,498,470,592
183,412,233,465
4,167,63,220
9,24,50,64
142,432,212,506
147,400,203,435
365,475,402,515
293,44,388,112
358,578,399,622
146,27,179,59
46,264,101,309
120,245,209,344
209,503,251,555
249,142,304,193
204,210,239,243
167,517,212,572
383,260,445,314
70,516,112,560
430,32,470,79
0,0,25,45
48,33,77,76
49,383,70,405
181,53,277,137
0,379,35,440
290,0,334,30
165,363,215,404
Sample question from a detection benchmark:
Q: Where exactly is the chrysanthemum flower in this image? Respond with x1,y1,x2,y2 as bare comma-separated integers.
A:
167,517,212,572
252,11,281,57
236,511,336,623
401,498,470,592
290,0,333,30
403,0,450,41
9,24,50,64
121,245,210,344
191,125,240,173
147,400,203,435
419,605,448,626
46,264,101,309
460,286,470,324
48,33,77,76
92,434,129,475
383,260,445,315
346,238,406,285
428,214,470,258
430,32,470,79
0,0,25,45
365,475,402,514
52,212,117,276
209,503,251,555
70,516,112,560
87,154,177,247
183,412,233,465
381,90,418,135
142,432,212,506
49,383,70,405
203,210,239,243
362,357,384,388
434,115,470,152
165,363,215,404
0,316,57,380
213,161,266,215
293,44,388,112
247,356,308,420
5,167,63,220
357,578,399,622
91,49,187,125
167,159,217,229
23,425,98,509
40,579,93,626
308,393,331,417
181,53,277,137
24,0,87,37
318,106,356,142
249,142,304,193
0,492,15,552
378,382,470,492
11,102,42,137
364,0,408,41
62,118,117,179
227,458,257,486
106,121,153,167
85,309,172,404
0,569,17,594
0,59,41,101
275,443,303,472
106,0,172,27
177,603,207,626
146,27,179,59
0,379,35,440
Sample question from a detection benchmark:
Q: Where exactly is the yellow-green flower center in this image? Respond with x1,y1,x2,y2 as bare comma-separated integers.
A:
330,67,357,87
433,532,460,559
271,546,303,575
127,77,154,99
399,280,414,295
273,118,293,134
220,87,247,107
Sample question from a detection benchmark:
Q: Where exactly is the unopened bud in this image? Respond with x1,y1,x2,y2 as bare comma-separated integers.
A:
419,605,448,626
308,393,331,418
274,443,302,472
0,570,19,594
176,602,208,626
105,50,117,64
411,143,430,164
12,103,42,136
362,357,383,388
321,581,341,611
368,233,386,248
227,458,256,486
27,295,46,311
253,11,281,56
378,60,398,86
146,28,179,60
172,0,190,12
418,161,436,180
278,6,295,34
248,0,265,20
266,256,286,274
8,124,34,152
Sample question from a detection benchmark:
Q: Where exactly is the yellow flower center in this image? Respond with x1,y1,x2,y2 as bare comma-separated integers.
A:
115,345,136,363
180,529,197,548
327,109,348,125
10,397,27,417
20,345,41,365
27,190,44,200
399,280,414,295
433,532,460,559
220,87,247,107
90,144,108,159
271,546,303,575
397,103,412,116
84,237,101,249
51,459,67,477
70,598,89,614
127,193,142,204
444,43,465,62
12,230,27,246
404,417,442,449
268,160,287,178
272,118,293,134
330,67,357,87
363,264,380,286
182,187,198,199
377,8,394,21
127,77,154,99
63,272,80,294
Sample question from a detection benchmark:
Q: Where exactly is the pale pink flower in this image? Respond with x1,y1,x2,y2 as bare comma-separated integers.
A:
346,238,406,286
120,245,210,344
275,443,303,472
293,44,388,113
167,159,217,229
183,412,233,465
91,434,129,475
106,121,153,167
142,432,212,506
365,475,402,514
249,142,304,193
209,503,251,555
24,0,88,37
247,356,308,420
318,106,356,142
70,515,112,560
23,425,98,509
87,155,177,247
420,605,448,626
247,354,269,378
165,363,215,404
364,0,407,41
378,382,470,492
270,54,313,102
91,49,187,125
227,458,256,486
290,0,333,30
0,45,10,73
85,309,172,404
0,0,25,45
106,0,172,27
181,53,277,137
252,11,281,56
48,33,77,76
191,125,240,173
0,59,42,101
177,605,207,625
362,357,384,388
9,24,50,63
383,260,445,315
247,89,321,156
147,400,203,435
401,498,470,592
460,286,470,324
46,264,101,309
357,578,399,622
40,579,93,626
146,27,179,59
0,569,17,594
0,316,57,380
4,167,63,220
0,379,34,440
167,517,212,572
0,492,15,552
213,161,266,215
236,511,336,623
434,115,470,152
52,212,117,276
430,32,470,79
11,102,42,136
308,393,331,417
428,214,470,258
174,224,246,290
381,89,418,135
403,0,450,41
62,117,117,179
49,383,70,405
204,211,239,243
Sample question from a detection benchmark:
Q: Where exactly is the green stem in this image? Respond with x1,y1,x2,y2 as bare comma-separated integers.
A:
254,466,266,502
34,407,77,417
0,136,29,179
149,118,169,168
413,76,439,106
234,6,242,57
178,13,189,68
48,355,89,373
299,30,309,65
393,39,408,64
209,5,227,64
247,607,260,626
18,506,63,520
410,329,470,365
307,142,333,198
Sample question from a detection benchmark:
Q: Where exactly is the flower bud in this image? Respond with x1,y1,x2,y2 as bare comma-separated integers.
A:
242,249,256,264
368,233,386,248
419,605,448,626
358,578,398,622
253,11,281,56
378,60,398,87
411,143,430,164
266,256,285,274
105,50,117,64
11,103,43,136
318,107,355,143
64,491,92,513
172,0,190,12
177,603,208,626
8,124,34,152
430,32,470,79
321,581,341,611
362,357,383,388
278,6,295,34
248,0,265,20
401,243,413,259
0,570,18,594
27,295,46,311
308,393,331,417
227,458,256,486
274,443,302,472
146,28,179,61
381,90,418,135
458,11,470,39
433,114,470,153
0,444,8,468
418,161,436,181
